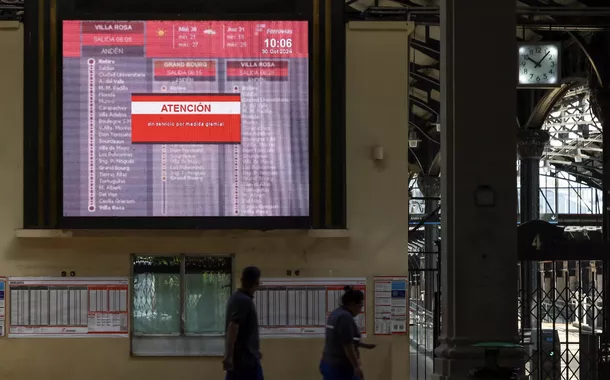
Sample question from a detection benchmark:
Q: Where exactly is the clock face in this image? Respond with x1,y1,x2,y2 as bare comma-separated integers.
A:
518,44,560,86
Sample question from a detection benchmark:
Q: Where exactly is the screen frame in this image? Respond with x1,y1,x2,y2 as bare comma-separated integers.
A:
56,13,313,229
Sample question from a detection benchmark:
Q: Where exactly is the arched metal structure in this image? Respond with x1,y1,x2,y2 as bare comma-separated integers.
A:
541,85,604,189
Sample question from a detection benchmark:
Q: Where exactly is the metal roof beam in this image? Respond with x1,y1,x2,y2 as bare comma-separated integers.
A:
410,96,438,116
410,112,433,132
551,163,602,189
410,70,440,92
411,39,440,62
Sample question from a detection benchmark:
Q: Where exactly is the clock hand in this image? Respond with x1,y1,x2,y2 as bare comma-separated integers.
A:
527,57,539,67
536,51,550,67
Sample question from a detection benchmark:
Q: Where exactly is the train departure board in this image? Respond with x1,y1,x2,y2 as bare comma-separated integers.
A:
62,20,309,219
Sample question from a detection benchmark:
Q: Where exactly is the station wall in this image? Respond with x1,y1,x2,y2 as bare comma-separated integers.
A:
0,21,411,380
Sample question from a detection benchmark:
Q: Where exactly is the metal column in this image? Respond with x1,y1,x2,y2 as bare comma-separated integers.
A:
591,81,610,376
517,129,549,331
418,174,440,313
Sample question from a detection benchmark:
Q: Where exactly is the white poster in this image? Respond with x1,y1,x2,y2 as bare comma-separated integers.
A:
8,277,129,338
254,277,367,338
374,276,408,335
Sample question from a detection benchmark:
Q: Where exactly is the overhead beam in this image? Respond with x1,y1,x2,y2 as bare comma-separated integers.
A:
552,163,602,189
411,70,440,92
411,39,440,61
410,95,438,116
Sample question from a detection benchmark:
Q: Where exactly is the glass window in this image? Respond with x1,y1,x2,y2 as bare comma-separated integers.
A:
557,187,569,214
540,188,556,215
131,254,232,354
184,256,232,334
133,256,181,335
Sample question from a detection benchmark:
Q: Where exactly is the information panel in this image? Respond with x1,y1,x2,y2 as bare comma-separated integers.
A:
62,20,309,217
0,276,5,337
373,276,407,335
255,277,366,338
8,277,129,338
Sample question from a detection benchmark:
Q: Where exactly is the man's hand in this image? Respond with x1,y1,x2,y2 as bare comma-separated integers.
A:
354,366,364,379
222,355,234,371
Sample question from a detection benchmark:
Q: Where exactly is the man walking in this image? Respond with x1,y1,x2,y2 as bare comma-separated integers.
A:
223,266,263,380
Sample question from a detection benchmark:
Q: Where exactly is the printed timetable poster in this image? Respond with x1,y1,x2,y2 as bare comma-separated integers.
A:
8,277,129,338
254,277,367,338
0,276,5,337
374,276,408,335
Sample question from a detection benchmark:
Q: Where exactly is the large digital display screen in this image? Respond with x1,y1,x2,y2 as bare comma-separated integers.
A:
62,20,309,218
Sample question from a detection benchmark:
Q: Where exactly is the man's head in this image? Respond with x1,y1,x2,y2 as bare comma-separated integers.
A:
240,266,261,295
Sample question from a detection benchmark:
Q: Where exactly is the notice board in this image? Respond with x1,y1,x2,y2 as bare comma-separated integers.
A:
8,277,129,338
374,276,408,335
0,276,5,337
255,277,367,338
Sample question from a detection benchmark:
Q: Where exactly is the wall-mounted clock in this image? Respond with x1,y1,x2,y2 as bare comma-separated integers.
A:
517,42,561,88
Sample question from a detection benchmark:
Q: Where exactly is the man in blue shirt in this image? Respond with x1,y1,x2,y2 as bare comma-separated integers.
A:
223,266,263,380
321,286,370,380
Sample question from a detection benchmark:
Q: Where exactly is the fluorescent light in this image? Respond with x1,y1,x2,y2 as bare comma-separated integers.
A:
542,158,550,174
574,148,583,163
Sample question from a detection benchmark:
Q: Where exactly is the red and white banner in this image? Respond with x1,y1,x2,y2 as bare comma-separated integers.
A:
130,94,241,143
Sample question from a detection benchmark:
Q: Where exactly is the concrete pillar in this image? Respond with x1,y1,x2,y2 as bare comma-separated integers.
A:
517,129,549,331
433,0,521,378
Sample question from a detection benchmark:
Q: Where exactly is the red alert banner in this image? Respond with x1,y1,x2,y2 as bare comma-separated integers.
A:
131,94,241,143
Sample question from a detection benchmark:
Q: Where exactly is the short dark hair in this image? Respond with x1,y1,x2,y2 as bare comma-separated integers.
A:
241,266,261,285
341,285,364,306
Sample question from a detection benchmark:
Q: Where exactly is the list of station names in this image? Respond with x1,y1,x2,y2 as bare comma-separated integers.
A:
62,20,310,217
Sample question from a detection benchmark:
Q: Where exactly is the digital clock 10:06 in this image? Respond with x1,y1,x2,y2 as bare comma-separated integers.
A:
518,43,559,86
263,38,292,48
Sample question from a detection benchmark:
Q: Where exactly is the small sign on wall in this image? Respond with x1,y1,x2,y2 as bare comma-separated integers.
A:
374,276,408,335
0,276,6,337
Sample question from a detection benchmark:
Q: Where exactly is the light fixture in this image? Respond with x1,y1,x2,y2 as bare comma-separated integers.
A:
429,122,441,132
574,148,583,163
408,130,420,148
542,158,550,173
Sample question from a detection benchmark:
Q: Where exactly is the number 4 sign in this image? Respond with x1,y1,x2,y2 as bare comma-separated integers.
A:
518,220,563,260
531,233,542,250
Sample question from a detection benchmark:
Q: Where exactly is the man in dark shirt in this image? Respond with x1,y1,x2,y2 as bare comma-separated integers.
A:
321,286,367,380
223,266,263,380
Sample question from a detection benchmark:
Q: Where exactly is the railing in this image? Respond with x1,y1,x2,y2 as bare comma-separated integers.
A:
519,293,604,331
540,297,603,331
409,300,435,356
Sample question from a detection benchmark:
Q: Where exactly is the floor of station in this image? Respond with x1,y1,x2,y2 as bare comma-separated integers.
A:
409,322,590,379
410,345,434,380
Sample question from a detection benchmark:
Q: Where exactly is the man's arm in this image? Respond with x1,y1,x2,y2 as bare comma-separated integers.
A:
358,342,376,350
336,316,360,369
343,342,360,369
225,322,239,359
224,297,249,367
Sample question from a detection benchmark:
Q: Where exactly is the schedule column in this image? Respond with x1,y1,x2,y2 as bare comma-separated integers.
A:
80,21,150,216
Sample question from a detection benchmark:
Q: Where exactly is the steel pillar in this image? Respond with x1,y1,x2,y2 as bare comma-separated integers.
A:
591,80,610,376
418,175,440,312
517,129,549,332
